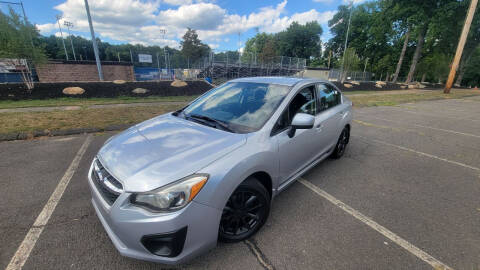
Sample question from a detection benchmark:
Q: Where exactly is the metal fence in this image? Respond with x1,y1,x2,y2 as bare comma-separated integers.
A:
127,50,307,83
191,55,307,84
0,50,307,83
328,69,372,82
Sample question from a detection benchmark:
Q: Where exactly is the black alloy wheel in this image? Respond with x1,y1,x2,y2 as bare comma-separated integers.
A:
331,127,350,159
219,178,270,242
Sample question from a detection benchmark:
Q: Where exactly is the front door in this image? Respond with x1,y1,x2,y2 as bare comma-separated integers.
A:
275,85,321,185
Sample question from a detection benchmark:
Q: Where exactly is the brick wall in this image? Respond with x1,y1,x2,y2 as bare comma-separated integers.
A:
36,61,135,82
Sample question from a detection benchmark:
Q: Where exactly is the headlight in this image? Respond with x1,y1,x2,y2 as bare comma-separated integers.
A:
130,174,208,212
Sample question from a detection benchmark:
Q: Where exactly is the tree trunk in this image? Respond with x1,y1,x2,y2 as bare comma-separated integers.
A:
405,26,427,84
421,73,426,83
455,65,465,86
454,49,475,86
393,28,410,83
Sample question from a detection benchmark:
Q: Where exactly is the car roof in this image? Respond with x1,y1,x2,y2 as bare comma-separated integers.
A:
229,76,328,87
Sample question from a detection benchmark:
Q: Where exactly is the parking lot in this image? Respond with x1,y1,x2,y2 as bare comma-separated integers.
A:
1,95,479,270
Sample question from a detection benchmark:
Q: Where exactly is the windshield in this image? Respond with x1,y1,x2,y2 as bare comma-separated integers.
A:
181,82,290,133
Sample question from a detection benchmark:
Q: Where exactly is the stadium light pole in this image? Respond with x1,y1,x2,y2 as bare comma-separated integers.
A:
63,21,77,61
55,15,69,60
84,0,103,81
159,29,167,70
444,0,478,93
340,1,354,82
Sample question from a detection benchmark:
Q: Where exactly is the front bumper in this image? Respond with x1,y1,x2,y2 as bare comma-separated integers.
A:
88,165,221,264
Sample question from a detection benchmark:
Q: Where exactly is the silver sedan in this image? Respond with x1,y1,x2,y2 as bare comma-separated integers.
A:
88,77,353,264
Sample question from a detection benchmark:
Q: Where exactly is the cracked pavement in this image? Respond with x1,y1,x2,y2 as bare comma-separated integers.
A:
1,96,479,269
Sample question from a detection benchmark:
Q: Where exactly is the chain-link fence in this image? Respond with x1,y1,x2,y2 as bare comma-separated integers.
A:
124,48,308,83
328,69,372,82
188,54,307,84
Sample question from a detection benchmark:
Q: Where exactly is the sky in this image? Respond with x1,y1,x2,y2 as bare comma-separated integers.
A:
3,0,365,52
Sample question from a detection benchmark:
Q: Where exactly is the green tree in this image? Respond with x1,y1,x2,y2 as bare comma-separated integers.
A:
341,47,361,82
327,2,394,76
180,28,210,66
260,38,277,63
243,32,277,62
417,52,450,83
0,8,46,89
461,46,480,87
275,21,322,59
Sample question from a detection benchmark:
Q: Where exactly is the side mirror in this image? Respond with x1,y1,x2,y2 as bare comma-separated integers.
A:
288,113,315,138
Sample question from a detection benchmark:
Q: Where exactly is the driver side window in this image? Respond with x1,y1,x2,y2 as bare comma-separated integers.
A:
316,83,341,113
272,86,316,135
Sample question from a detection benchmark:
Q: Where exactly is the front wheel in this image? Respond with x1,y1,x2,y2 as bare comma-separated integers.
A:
331,127,350,159
219,178,270,243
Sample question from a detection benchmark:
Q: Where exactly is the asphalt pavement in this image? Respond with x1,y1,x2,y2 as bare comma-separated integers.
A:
1,96,479,270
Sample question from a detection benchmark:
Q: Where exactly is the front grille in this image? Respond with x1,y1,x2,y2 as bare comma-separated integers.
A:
92,158,123,205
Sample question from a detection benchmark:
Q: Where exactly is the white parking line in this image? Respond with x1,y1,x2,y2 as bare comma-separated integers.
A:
354,113,480,138
298,178,453,270
354,135,480,172
6,135,93,270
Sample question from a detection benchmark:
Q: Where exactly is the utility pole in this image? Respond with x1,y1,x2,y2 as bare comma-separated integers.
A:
129,49,133,63
445,0,478,93
63,21,76,61
55,14,69,60
327,50,332,69
363,57,368,81
164,50,168,70
341,1,354,83
159,29,167,71
84,0,103,80
156,53,161,80
0,1,35,62
18,1,35,59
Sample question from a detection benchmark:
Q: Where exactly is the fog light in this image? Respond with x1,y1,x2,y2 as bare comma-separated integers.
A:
141,227,187,257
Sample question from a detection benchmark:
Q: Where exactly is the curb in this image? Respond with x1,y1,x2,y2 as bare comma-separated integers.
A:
0,124,132,142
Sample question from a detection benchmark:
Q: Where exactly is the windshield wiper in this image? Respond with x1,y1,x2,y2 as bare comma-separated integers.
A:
187,114,235,133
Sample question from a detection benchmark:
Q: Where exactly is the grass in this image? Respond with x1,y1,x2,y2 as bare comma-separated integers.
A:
347,89,480,107
0,104,181,134
343,90,392,95
1,89,479,136
0,95,197,109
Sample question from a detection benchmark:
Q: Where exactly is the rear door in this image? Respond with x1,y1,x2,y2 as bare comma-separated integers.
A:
315,83,343,151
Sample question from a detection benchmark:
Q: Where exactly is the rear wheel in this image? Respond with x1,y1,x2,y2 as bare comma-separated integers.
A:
331,127,350,159
219,178,270,242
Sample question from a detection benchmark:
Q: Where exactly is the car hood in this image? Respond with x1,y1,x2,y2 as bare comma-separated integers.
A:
98,113,246,192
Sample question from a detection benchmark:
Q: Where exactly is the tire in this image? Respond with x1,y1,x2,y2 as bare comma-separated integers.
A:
219,177,270,243
331,126,350,159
